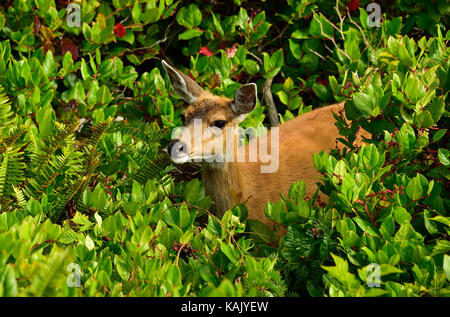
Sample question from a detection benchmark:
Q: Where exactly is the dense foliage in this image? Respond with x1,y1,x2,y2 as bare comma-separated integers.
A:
0,0,448,297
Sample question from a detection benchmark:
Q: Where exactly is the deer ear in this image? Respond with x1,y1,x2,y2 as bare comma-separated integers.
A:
231,83,257,115
162,60,206,104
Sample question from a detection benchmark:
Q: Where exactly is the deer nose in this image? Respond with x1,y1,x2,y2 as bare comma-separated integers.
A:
168,139,188,159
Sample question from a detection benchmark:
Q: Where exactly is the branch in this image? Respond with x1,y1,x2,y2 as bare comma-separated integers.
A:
128,19,176,53
262,78,280,127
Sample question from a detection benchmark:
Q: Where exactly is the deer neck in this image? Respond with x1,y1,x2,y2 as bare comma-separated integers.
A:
202,161,242,218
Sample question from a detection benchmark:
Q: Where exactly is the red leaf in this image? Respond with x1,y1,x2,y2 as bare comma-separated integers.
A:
199,46,213,57
217,41,228,50
232,73,243,82
347,0,359,12
114,23,126,37
61,38,79,61
316,78,328,86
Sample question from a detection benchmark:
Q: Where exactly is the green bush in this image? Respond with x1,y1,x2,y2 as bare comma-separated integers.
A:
0,0,448,297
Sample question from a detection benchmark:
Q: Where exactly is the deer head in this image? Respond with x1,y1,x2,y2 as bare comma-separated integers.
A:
163,60,257,165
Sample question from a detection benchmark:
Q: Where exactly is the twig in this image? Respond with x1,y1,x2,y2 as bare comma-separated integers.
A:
262,78,280,127
334,0,346,38
259,18,293,52
346,10,370,48
247,51,262,65
316,11,351,61
128,19,176,53
307,48,326,60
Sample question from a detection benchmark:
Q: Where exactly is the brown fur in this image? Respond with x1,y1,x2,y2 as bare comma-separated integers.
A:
202,102,347,227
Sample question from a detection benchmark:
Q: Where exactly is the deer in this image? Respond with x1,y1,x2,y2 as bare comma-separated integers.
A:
162,60,365,231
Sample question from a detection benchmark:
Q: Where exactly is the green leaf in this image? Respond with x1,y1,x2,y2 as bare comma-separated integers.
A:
183,179,204,203
178,29,203,40
300,53,318,70
42,51,57,77
119,28,135,45
312,83,329,101
424,210,440,235
429,216,450,227
387,37,414,67
276,91,289,105
385,17,403,36
96,85,112,106
132,2,141,22
328,75,341,95
404,77,425,104
87,81,100,106
0,265,18,297
406,175,424,201
142,8,161,24
444,255,450,282
36,105,55,138
166,264,182,287
344,28,361,60
291,29,309,39
288,180,306,203
270,49,284,69
353,217,378,236
438,148,450,166
212,13,224,37
289,39,302,59
131,180,145,202
80,59,91,80
429,97,445,123
283,78,294,91
115,257,131,282
262,49,283,79
432,129,447,142
352,92,376,117
379,264,403,276
59,52,74,77
178,204,192,231
309,13,333,38
380,216,395,237
176,4,202,28
85,235,94,250
393,207,411,224
243,59,259,75
220,241,238,264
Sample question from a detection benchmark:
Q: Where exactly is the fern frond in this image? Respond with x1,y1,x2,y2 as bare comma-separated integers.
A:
29,121,78,170
24,141,83,198
12,185,26,209
107,119,164,146
431,240,450,256
49,177,84,222
50,147,103,222
0,147,26,198
0,195,12,212
0,124,27,154
87,118,114,148
125,142,158,167
0,86,14,128
132,151,172,184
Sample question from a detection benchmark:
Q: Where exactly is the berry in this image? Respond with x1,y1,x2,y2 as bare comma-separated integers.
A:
114,23,126,37
347,0,359,12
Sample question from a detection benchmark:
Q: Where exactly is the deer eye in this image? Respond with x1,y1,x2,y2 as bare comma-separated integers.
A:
212,120,227,129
